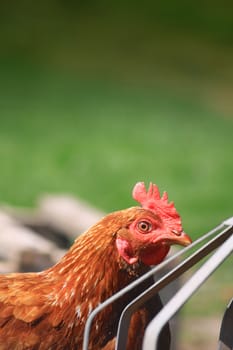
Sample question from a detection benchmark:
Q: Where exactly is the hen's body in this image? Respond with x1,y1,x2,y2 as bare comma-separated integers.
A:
0,183,191,349
0,210,156,349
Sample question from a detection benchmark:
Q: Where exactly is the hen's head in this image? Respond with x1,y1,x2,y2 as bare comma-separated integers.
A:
116,182,192,266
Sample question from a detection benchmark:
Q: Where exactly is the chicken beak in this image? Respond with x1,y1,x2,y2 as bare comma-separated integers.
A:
171,230,192,246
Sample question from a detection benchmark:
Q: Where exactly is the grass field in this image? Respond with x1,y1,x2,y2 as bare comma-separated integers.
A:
0,62,232,237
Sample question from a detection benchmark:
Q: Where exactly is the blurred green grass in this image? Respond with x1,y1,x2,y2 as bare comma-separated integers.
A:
182,255,233,317
0,63,232,240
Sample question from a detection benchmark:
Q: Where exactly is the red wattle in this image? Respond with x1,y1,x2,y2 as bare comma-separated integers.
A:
140,244,170,266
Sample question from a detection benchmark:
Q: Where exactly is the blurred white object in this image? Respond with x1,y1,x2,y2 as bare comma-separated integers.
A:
38,194,105,238
0,211,65,272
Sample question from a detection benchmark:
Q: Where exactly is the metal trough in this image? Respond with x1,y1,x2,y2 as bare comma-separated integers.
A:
83,217,233,350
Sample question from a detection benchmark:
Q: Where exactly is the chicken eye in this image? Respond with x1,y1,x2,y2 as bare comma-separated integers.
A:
137,220,152,233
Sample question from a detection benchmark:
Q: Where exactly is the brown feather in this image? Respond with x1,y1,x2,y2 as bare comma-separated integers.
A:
0,206,178,349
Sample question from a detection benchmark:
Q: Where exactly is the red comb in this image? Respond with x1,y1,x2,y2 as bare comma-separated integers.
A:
132,182,182,231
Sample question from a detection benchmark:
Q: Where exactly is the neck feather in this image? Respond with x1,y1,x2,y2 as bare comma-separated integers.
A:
47,216,131,307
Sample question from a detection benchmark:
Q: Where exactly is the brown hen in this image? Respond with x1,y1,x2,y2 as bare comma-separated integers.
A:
0,182,191,349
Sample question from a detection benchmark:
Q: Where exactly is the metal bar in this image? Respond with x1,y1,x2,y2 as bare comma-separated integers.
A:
218,298,233,350
82,219,232,350
115,224,233,350
142,231,233,350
